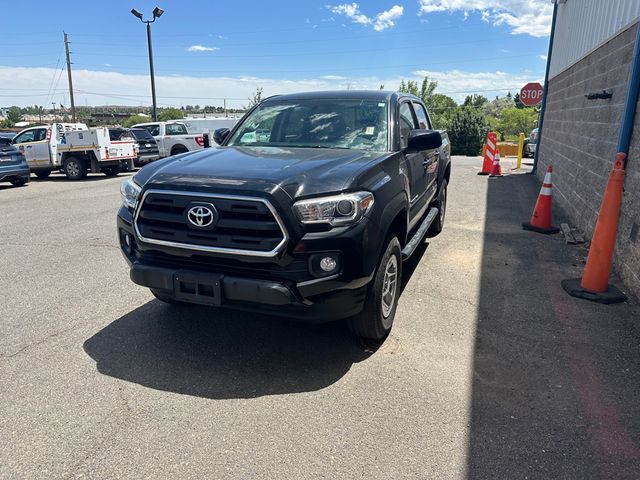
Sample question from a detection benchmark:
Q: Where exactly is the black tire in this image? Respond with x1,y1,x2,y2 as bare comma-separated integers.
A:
10,177,28,187
427,178,447,237
150,288,188,305
171,146,188,156
63,157,87,180
102,165,121,177
34,170,51,179
347,236,402,340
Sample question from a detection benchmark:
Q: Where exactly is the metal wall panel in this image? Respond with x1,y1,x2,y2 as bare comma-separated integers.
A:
550,0,640,79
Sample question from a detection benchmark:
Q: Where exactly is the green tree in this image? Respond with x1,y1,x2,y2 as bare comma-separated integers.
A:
7,106,23,125
427,93,457,130
158,108,184,121
497,107,538,138
448,107,488,156
483,95,515,118
122,114,152,127
463,94,488,108
398,76,438,105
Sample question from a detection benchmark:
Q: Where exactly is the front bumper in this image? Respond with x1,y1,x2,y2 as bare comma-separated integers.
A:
129,261,368,322
117,204,381,322
0,164,30,183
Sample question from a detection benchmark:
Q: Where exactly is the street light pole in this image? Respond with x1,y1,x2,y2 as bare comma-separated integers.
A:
145,22,158,122
131,7,164,122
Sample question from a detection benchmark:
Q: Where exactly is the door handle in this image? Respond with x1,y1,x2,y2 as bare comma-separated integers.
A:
26,145,33,149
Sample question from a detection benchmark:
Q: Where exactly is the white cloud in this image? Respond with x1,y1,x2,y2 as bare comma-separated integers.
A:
0,65,537,108
538,54,548,61
411,69,541,100
186,45,219,52
329,3,404,31
418,0,552,37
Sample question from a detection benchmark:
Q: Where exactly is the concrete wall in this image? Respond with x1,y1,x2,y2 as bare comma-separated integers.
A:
538,22,640,298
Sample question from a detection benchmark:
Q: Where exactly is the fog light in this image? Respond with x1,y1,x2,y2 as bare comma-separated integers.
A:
320,256,337,272
124,233,131,248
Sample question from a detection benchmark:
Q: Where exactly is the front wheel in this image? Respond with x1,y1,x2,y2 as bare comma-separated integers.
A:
347,236,402,340
63,157,87,180
34,170,51,179
102,165,121,177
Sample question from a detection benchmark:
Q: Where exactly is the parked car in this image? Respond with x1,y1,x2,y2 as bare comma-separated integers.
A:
0,136,30,187
523,127,538,158
118,90,451,340
130,121,205,158
110,128,160,168
13,123,136,180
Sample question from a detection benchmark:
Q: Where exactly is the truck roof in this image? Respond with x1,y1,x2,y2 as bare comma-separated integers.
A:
262,90,409,103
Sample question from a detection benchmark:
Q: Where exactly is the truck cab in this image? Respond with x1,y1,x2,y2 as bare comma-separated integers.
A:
131,121,205,158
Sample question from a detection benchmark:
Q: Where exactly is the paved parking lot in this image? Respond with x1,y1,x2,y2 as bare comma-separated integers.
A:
1,158,640,479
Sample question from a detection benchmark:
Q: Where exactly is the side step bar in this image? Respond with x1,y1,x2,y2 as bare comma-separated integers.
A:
401,207,438,260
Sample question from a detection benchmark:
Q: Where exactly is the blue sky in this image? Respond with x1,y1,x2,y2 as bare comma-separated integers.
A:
0,0,552,108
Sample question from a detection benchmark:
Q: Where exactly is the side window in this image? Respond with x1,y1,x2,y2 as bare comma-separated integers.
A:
165,123,188,135
399,102,418,149
14,130,36,144
412,102,431,130
145,124,160,136
34,128,48,141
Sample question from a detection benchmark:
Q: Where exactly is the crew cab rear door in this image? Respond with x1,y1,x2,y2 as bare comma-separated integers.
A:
412,101,439,200
399,101,429,226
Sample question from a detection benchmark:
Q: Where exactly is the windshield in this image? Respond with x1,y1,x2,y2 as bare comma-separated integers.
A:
227,99,388,152
130,129,154,140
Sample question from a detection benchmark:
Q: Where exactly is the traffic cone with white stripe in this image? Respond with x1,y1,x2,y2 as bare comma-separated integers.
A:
522,165,560,234
478,132,497,175
489,149,503,177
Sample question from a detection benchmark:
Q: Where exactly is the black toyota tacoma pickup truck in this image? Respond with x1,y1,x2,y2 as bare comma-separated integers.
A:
117,91,451,339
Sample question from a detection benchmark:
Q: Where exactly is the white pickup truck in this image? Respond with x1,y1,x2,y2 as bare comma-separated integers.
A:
12,123,136,180
131,121,205,158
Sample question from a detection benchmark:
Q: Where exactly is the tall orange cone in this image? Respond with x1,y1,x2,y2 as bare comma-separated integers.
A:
522,165,559,234
489,149,503,177
478,132,497,175
562,153,627,304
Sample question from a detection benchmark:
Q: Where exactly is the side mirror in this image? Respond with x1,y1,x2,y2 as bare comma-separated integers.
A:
213,128,230,145
406,129,442,152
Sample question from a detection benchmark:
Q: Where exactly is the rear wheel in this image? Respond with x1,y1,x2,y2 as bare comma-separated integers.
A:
347,236,402,340
34,170,51,179
63,157,87,180
171,146,188,156
427,178,447,237
10,177,27,187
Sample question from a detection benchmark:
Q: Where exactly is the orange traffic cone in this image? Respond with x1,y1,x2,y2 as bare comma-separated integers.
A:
478,132,497,176
522,165,559,234
562,153,627,303
489,149,503,177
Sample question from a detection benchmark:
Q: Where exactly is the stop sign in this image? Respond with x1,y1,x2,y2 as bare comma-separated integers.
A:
520,82,544,106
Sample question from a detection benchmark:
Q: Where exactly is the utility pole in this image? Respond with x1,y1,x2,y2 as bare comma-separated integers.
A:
224,98,227,117
64,32,77,122
52,102,57,122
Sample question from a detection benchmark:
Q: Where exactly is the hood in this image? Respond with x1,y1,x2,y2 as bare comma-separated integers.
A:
135,146,386,200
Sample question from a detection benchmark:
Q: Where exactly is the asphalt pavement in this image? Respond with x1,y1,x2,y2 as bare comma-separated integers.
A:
1,159,639,479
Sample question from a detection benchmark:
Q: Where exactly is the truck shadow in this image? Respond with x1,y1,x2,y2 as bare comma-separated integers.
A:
466,172,640,478
83,301,373,399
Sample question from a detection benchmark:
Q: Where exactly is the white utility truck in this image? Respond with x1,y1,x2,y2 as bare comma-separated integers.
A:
12,123,136,180
131,121,205,157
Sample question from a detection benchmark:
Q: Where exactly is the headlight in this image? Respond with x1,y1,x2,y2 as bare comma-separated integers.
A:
120,178,142,209
293,192,374,226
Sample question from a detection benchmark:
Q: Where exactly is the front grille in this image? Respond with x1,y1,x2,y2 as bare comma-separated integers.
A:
135,190,288,255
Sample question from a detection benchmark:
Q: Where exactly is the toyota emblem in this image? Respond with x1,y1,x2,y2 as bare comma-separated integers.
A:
187,204,217,228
